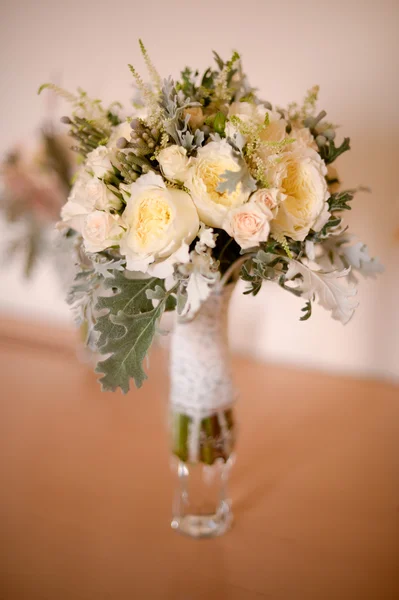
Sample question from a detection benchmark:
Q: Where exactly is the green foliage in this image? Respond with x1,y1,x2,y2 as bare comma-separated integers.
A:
319,137,350,164
96,304,164,393
240,249,288,296
95,272,163,348
213,111,226,134
328,190,355,212
94,272,176,392
322,216,343,234
38,83,77,103
67,263,104,348
159,77,202,151
138,39,162,92
300,300,312,321
128,63,161,127
176,67,199,98
307,190,356,243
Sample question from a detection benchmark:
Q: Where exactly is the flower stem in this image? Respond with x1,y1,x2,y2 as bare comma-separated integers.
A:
171,409,235,465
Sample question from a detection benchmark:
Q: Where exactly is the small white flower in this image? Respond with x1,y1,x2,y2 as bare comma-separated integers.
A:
119,172,199,276
195,223,217,254
223,201,272,249
185,140,250,228
157,145,190,183
82,210,124,253
178,251,220,317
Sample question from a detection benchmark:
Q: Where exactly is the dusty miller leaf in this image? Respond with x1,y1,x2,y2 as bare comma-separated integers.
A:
95,303,165,393
94,271,165,349
94,272,175,392
217,162,256,195
317,233,383,283
283,259,358,324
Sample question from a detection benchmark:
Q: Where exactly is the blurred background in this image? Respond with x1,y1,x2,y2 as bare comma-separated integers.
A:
0,0,398,378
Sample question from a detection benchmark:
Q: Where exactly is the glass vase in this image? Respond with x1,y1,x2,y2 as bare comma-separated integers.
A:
169,285,236,538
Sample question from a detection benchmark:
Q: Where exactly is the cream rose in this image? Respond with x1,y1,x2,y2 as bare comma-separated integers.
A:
185,140,250,228
157,145,190,183
228,101,267,124
228,102,287,143
82,211,124,253
271,149,330,241
223,201,272,249
119,172,199,276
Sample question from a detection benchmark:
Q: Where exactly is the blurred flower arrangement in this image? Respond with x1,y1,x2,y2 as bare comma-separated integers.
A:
0,128,75,277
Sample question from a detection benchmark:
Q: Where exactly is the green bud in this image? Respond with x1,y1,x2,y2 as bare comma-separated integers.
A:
213,112,226,134
316,135,327,148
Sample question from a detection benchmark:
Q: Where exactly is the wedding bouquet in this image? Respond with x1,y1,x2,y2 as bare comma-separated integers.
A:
0,128,74,277
39,43,382,466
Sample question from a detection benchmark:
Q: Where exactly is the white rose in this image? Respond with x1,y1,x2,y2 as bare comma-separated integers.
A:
82,211,124,253
228,102,287,143
85,146,115,178
223,201,272,249
60,170,121,233
119,172,199,276
271,149,330,241
157,145,190,183
228,101,268,124
86,178,122,211
185,140,250,228
259,111,287,144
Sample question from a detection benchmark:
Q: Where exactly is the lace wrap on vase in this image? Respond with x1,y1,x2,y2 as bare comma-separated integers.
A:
170,285,236,462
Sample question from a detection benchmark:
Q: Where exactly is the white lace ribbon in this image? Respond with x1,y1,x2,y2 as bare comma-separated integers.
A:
170,285,236,461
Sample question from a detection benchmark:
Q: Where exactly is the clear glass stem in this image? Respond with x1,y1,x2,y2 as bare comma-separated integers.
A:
171,449,235,538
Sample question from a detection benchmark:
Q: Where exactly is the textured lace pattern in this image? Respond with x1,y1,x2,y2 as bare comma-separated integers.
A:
170,286,236,462
170,285,236,418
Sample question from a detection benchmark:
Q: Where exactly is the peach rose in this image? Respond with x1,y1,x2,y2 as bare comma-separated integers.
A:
223,201,272,249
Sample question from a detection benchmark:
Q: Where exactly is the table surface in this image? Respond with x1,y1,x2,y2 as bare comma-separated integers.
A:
0,317,398,600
